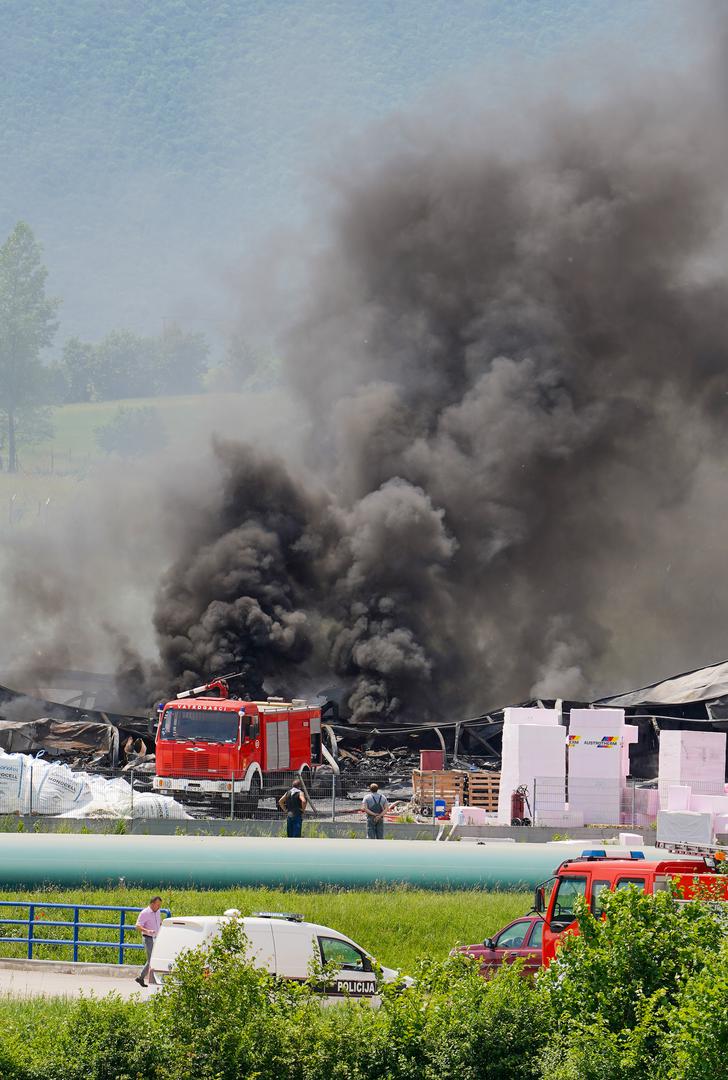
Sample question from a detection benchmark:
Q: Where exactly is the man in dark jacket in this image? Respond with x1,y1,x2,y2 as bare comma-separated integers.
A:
278,777,307,837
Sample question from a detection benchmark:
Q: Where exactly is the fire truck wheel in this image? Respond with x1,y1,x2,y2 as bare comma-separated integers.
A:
241,775,262,813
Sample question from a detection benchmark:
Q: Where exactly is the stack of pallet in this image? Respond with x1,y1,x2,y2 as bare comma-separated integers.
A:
466,772,500,813
411,769,467,812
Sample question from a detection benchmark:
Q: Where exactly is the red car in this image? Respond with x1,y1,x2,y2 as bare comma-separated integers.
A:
457,914,543,976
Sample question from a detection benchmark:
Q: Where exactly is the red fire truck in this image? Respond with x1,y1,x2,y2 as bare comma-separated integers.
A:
535,845,728,965
152,678,325,809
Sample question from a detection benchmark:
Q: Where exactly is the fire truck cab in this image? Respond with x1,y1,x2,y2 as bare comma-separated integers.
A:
152,678,323,809
536,848,728,965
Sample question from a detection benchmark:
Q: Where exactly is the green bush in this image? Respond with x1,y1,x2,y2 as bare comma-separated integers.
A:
663,940,728,1079
539,887,726,1079
542,887,723,1033
1,889,727,1080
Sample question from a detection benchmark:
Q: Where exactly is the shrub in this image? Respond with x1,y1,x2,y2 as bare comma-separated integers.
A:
94,405,167,458
663,940,728,1079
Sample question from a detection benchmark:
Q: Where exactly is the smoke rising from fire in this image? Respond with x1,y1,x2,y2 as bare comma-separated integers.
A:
151,27,728,720
5,10,728,721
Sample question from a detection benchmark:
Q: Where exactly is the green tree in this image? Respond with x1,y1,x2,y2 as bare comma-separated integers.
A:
59,336,97,403
0,222,59,471
156,322,209,394
94,328,158,399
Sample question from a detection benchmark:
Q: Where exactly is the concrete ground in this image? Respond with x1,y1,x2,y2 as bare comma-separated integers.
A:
0,959,153,999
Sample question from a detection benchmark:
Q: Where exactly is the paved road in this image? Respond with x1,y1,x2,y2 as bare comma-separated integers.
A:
0,966,155,999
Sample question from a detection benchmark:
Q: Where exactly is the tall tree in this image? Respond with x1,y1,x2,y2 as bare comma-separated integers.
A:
156,322,209,395
94,329,158,400
0,223,59,471
59,336,97,403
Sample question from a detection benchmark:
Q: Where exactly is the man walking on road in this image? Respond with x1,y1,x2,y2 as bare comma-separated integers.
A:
134,895,163,987
278,777,307,837
362,783,389,839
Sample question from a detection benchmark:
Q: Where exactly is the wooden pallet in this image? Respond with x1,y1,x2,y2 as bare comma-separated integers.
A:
466,771,500,812
411,769,467,811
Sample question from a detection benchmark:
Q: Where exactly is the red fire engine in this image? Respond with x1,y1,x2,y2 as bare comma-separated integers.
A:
152,677,325,809
535,844,728,965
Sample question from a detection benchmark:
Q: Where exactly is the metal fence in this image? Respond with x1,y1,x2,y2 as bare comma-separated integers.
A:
0,762,435,826
0,901,170,963
530,776,661,828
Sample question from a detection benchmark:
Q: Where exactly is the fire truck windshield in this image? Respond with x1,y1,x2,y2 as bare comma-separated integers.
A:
160,709,239,744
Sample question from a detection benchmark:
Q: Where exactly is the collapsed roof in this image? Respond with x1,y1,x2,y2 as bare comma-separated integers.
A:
596,657,728,712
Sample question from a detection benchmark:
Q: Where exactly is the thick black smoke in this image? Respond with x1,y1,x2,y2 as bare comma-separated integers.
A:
150,48,728,720
145,42,725,721
5,13,728,722
148,440,335,701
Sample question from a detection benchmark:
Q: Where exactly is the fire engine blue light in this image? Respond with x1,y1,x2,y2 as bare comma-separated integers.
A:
630,851,645,859
581,849,607,858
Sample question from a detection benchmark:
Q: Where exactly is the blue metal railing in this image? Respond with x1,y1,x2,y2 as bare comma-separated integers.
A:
0,902,171,964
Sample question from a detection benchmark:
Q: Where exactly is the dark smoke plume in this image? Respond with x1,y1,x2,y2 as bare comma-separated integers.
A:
149,440,334,701
150,40,728,721
5,11,728,722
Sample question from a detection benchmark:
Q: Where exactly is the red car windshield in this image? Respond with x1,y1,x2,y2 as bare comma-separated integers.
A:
160,708,239,743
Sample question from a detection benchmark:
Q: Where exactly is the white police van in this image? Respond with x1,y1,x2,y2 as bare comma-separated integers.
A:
148,910,403,1002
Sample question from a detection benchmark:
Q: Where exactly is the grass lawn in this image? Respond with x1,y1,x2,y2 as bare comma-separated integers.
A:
0,390,301,524
0,393,245,521
0,886,530,972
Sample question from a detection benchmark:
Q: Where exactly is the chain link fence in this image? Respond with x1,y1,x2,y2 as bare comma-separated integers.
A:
0,760,452,827
530,776,661,828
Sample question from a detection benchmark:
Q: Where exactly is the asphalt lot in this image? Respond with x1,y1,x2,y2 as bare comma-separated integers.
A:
0,964,153,999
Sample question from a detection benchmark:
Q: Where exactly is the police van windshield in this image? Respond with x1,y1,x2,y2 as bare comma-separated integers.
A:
160,709,239,743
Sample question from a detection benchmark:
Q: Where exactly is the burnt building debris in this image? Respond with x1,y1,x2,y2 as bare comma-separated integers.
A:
3,658,728,780
0,718,120,769
0,682,151,768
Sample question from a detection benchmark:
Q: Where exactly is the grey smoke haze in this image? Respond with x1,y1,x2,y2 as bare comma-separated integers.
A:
5,12,728,721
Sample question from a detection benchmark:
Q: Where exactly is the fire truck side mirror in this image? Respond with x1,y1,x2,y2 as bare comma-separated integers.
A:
239,711,260,741
534,885,546,914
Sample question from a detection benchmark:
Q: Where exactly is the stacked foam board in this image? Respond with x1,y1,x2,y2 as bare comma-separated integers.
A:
630,786,659,827
656,731,728,844
497,708,565,824
567,709,626,825
658,730,726,807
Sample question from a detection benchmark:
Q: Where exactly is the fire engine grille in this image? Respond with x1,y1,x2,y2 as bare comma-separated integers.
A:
181,752,210,774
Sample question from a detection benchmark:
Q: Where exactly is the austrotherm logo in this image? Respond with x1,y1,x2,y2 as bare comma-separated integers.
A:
568,734,621,749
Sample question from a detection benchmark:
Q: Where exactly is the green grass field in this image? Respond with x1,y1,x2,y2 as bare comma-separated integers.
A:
0,886,530,972
0,390,301,521
0,395,211,516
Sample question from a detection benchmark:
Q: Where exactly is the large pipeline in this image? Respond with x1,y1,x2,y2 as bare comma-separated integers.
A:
0,835,675,891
